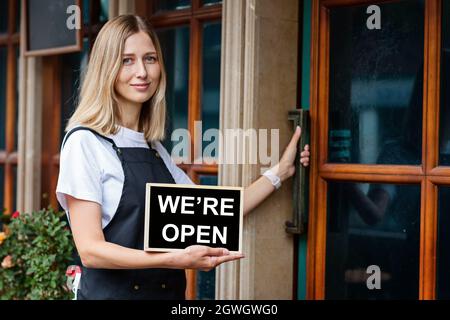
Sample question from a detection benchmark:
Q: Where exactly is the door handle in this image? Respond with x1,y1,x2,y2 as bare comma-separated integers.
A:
285,109,310,234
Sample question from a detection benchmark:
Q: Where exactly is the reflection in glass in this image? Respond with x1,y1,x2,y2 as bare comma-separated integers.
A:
440,0,450,165
202,0,222,6
14,46,19,151
60,39,89,143
196,175,218,300
437,187,450,298
15,0,21,32
201,22,221,159
100,0,109,22
0,47,7,150
326,182,420,299
157,27,190,157
0,1,7,34
0,167,3,214
154,0,191,13
328,0,424,165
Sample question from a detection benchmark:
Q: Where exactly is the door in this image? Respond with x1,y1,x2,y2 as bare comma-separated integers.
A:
305,0,450,299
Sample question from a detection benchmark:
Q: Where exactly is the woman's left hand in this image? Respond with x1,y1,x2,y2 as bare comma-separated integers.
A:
272,126,310,182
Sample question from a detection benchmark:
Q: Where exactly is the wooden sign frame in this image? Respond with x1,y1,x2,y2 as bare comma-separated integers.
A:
24,0,83,56
144,183,244,254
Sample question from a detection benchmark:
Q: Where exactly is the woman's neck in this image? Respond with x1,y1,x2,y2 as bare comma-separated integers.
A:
117,99,142,132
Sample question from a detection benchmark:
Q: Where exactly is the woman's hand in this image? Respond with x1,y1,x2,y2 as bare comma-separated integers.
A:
272,126,310,182
172,245,244,271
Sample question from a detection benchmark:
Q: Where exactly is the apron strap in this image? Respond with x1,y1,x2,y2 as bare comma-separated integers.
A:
61,126,119,151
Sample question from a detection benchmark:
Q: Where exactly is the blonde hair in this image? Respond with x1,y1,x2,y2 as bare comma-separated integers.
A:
66,15,167,141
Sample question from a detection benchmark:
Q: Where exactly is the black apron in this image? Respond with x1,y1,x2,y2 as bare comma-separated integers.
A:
63,127,186,300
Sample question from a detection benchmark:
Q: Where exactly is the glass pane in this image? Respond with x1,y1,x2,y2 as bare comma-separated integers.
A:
0,46,7,150
202,0,222,6
326,182,420,299
440,0,450,165
196,174,218,300
60,38,90,143
15,0,21,32
0,166,3,214
154,0,190,13
100,0,109,22
157,26,190,157
14,46,19,151
437,187,450,298
0,0,7,34
201,22,221,159
12,166,17,213
83,0,90,25
328,1,424,165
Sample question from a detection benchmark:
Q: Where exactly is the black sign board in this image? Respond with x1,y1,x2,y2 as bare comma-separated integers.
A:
24,0,82,56
144,184,243,253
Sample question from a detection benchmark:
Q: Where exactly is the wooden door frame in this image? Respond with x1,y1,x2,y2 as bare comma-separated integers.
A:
307,0,441,300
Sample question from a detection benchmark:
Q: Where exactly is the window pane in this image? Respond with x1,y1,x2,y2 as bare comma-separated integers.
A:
328,1,424,165
100,0,109,22
83,0,90,25
437,187,450,298
0,47,7,150
196,174,218,300
14,46,19,151
157,26,190,157
201,22,221,159
60,39,89,142
326,182,420,299
15,0,21,32
0,0,7,34
154,0,190,13
12,165,17,213
202,0,222,6
440,0,450,165
0,167,3,214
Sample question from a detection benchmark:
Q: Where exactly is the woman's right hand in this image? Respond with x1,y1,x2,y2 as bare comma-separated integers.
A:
173,245,244,271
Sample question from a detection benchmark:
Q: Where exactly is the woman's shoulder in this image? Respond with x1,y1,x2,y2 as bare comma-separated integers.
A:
62,126,106,153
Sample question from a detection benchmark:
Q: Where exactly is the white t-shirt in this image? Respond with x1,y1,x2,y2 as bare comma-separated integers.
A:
56,126,194,229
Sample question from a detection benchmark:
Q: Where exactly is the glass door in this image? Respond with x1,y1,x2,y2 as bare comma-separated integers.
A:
306,0,446,299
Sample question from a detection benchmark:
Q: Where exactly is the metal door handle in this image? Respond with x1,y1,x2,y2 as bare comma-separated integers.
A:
285,109,310,234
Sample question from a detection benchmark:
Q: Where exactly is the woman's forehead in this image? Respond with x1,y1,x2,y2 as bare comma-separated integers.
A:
123,31,156,54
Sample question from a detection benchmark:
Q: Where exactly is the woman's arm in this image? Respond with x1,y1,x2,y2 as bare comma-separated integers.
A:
243,127,310,216
66,195,243,270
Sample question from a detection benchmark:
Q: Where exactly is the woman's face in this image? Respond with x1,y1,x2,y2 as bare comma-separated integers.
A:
115,31,161,106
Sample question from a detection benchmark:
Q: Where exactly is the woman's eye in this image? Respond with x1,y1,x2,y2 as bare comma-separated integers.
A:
123,58,133,65
145,56,157,63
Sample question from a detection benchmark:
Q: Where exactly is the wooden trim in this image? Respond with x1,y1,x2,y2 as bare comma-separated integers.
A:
429,175,450,185
321,164,424,176
425,0,441,174
188,18,202,166
23,0,83,57
321,0,398,7
320,172,423,183
306,0,321,300
314,177,327,299
422,178,437,299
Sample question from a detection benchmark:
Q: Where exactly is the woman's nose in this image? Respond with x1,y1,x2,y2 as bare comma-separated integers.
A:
135,59,148,79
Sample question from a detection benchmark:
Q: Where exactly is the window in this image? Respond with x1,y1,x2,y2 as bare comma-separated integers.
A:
42,0,109,210
0,0,20,216
142,0,223,300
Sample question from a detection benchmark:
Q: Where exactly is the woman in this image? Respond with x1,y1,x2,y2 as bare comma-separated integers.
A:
56,15,310,300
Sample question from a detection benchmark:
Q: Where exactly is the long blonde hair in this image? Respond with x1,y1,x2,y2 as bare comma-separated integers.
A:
66,15,167,141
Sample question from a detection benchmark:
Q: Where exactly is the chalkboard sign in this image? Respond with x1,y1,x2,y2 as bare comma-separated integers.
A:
25,0,82,56
144,183,243,253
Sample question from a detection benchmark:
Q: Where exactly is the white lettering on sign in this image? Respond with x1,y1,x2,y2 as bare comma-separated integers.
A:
162,224,179,242
158,195,235,216
158,195,180,213
162,224,228,245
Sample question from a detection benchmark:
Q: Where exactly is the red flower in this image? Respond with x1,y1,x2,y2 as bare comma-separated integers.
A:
11,211,20,219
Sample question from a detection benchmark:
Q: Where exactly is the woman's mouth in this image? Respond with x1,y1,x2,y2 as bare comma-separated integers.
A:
131,83,150,91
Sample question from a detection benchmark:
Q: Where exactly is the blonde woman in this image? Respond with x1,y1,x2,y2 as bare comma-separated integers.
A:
56,15,310,300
